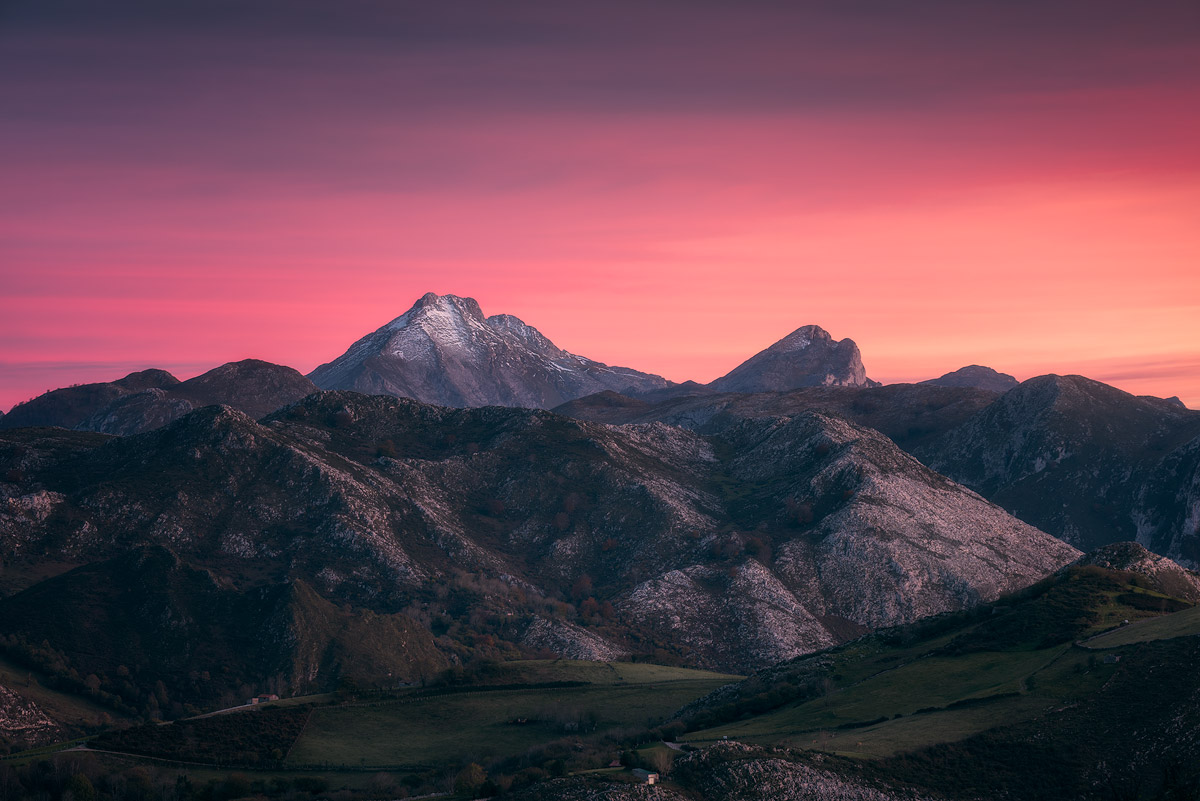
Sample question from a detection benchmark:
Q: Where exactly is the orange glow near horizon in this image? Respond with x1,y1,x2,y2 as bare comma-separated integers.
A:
2,2,1199,410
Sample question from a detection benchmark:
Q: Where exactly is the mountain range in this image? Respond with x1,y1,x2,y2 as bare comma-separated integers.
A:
0,390,1078,694
1,290,1197,778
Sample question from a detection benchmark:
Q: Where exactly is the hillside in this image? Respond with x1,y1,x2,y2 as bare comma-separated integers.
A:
0,392,1076,711
502,564,1200,800
10,564,1198,800
556,376,1200,566
914,374,1200,560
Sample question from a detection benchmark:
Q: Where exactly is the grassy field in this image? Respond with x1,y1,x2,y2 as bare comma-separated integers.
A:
685,646,1067,753
1082,603,1200,648
680,569,1179,759
287,661,738,769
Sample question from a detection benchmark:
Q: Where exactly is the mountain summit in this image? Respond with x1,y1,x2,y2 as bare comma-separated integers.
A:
920,364,1019,392
709,324,877,393
308,293,670,408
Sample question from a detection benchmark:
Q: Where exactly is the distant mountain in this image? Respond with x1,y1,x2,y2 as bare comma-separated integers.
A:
920,364,1018,392
0,392,1075,693
913,374,1200,561
707,325,877,393
80,359,317,435
308,293,671,408
0,368,179,430
556,376,1200,566
0,360,316,436
554,384,1001,451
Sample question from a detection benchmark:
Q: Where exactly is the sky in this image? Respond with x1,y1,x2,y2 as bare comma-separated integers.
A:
2,1,1199,410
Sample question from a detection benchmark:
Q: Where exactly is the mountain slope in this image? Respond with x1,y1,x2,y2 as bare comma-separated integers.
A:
664,564,1200,801
914,374,1200,559
308,293,670,408
0,393,1076,683
556,377,1200,567
0,546,446,714
708,325,877,393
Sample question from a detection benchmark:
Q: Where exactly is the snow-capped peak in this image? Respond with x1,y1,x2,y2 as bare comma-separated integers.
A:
308,292,671,407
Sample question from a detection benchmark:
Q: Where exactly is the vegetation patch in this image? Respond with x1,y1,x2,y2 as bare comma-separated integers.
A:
92,706,311,766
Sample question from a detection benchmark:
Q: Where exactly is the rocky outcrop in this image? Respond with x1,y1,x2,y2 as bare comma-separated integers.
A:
1074,542,1200,601
672,743,934,800
521,617,629,661
919,364,1018,392
0,684,62,747
506,743,932,800
708,325,877,393
308,293,670,408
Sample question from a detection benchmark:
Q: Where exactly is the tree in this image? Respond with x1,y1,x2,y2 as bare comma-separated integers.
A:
64,774,96,801
570,575,593,601
454,763,487,795
646,747,675,775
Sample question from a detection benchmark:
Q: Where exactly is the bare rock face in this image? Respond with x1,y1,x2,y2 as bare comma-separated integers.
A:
1134,431,1200,566
672,743,934,801
709,413,1079,631
308,293,670,408
919,364,1018,392
708,325,877,393
520,617,629,661
0,684,62,748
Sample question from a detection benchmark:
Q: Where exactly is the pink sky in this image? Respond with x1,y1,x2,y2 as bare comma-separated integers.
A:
2,2,1199,410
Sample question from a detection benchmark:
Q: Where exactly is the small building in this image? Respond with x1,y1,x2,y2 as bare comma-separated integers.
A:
631,769,659,785
249,694,280,705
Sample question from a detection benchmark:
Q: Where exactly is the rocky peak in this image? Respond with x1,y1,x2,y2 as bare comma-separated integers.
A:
384,292,486,332
708,324,876,393
113,368,181,391
308,293,670,408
